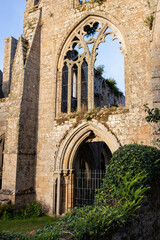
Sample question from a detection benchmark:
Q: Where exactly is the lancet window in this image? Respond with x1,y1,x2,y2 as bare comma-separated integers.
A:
58,17,126,114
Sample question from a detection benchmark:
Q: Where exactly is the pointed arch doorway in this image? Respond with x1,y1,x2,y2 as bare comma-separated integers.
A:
54,122,119,215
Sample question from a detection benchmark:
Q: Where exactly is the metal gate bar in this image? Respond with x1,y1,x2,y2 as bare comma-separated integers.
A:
74,170,105,208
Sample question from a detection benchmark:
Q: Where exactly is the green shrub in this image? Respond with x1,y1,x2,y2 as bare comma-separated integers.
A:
21,200,43,219
0,231,28,240
0,201,14,219
96,144,160,206
32,225,60,240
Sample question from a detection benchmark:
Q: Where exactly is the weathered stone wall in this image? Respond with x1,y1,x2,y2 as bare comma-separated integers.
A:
94,73,125,107
2,37,18,97
150,0,160,108
0,12,41,208
0,36,25,203
14,13,41,209
0,99,10,138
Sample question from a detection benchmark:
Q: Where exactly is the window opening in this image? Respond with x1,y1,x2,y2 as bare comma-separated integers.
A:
60,19,125,113
61,64,68,113
81,60,88,110
94,29,125,108
71,64,78,112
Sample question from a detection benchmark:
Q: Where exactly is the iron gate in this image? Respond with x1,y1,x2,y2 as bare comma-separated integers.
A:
74,170,105,208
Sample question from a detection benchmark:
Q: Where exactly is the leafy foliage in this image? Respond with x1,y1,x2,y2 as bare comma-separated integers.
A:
144,104,160,146
144,104,160,124
95,65,105,76
0,201,14,220
0,231,28,240
0,200,43,221
21,201,43,219
144,15,154,30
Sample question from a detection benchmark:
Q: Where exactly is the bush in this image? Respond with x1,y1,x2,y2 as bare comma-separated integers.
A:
21,200,43,219
0,201,14,219
97,144,160,207
0,231,28,240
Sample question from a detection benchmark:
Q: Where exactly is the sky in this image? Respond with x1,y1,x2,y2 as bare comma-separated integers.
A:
95,35,125,94
0,1,125,94
0,1,26,72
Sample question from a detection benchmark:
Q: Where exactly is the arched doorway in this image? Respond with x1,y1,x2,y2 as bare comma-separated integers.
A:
54,122,118,215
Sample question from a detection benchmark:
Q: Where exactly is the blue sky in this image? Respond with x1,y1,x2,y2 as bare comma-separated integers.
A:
0,1,125,93
0,1,26,72
95,35,125,94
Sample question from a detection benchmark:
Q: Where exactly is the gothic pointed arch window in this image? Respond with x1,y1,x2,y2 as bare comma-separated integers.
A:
0,135,5,190
57,16,126,115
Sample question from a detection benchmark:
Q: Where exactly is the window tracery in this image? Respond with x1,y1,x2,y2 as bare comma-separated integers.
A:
58,17,126,114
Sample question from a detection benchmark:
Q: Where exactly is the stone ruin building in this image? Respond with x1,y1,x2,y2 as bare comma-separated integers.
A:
0,0,160,216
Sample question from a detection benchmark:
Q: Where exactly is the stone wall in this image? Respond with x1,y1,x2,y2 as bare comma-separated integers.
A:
2,37,18,97
0,99,10,138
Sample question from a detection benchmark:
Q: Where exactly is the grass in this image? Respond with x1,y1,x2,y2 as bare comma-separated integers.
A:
0,216,57,234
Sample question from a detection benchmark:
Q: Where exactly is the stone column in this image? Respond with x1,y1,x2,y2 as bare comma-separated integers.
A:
77,63,82,111
67,170,74,210
52,178,57,214
56,171,62,216
63,170,69,213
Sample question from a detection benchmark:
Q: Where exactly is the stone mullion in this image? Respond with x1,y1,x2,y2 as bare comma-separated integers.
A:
88,57,93,110
67,64,72,114
77,63,82,112
52,179,57,214
91,63,94,109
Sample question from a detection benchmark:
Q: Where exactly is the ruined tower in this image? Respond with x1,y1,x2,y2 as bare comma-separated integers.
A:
0,0,160,215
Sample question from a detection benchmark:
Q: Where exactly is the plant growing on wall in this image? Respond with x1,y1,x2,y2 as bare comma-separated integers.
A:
144,15,154,30
144,104,160,147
